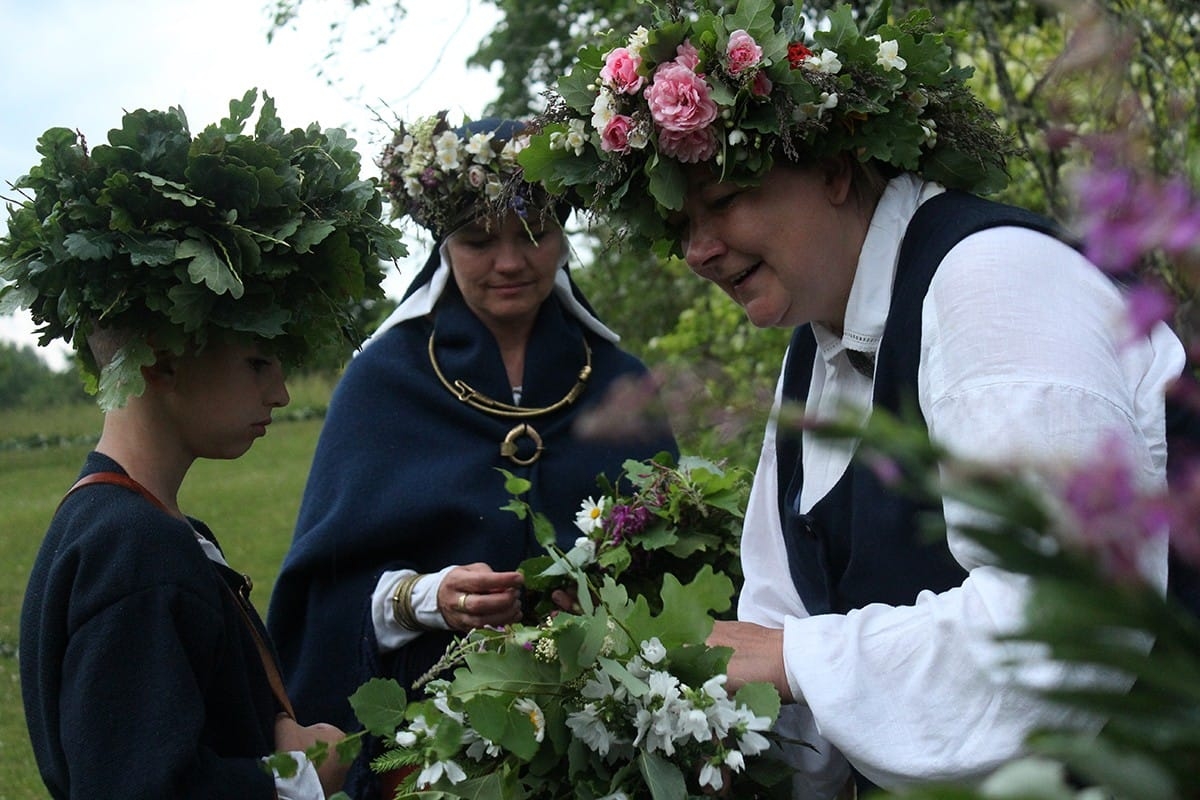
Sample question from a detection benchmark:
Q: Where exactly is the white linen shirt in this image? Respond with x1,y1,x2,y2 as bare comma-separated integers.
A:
738,174,1185,794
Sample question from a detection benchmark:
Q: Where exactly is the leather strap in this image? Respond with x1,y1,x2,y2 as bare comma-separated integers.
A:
61,471,296,718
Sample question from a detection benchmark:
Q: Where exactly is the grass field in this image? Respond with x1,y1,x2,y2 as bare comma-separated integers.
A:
0,374,335,799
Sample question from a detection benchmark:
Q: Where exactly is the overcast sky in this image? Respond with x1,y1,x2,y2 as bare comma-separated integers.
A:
0,0,502,368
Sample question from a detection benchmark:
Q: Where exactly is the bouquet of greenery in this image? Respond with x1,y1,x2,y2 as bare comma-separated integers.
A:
517,453,749,616
340,454,792,799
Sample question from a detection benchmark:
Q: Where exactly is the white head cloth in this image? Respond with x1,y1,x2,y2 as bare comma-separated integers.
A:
363,231,620,350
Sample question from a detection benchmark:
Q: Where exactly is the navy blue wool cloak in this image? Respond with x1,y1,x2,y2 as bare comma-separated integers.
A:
267,284,676,731
20,452,282,799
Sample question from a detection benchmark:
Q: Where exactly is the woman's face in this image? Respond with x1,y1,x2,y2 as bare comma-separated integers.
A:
675,161,866,331
445,211,564,339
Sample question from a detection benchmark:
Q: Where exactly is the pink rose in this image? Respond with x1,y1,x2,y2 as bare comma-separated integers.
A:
675,39,700,70
600,47,645,95
658,125,718,164
726,30,762,75
645,61,718,133
600,115,637,153
751,70,772,97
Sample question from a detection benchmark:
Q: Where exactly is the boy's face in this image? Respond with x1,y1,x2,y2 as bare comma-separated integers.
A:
165,340,290,460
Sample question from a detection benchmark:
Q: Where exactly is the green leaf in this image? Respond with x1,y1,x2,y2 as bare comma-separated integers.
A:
63,230,116,261
638,750,687,800
178,237,244,298
348,678,408,737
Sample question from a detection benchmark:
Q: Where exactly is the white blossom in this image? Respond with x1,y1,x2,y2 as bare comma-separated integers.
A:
869,35,907,71
433,130,462,171
564,119,589,156
640,637,667,664
416,757,467,788
811,49,842,74
567,703,618,755
465,131,495,161
698,760,725,792
591,90,618,134
627,25,649,55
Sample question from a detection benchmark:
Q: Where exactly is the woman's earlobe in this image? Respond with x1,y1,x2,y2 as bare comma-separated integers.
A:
823,156,854,206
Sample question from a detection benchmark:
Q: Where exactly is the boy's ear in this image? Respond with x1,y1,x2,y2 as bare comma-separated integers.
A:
141,351,178,389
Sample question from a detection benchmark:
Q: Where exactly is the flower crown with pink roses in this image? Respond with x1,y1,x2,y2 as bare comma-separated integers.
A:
378,111,550,239
519,0,1016,246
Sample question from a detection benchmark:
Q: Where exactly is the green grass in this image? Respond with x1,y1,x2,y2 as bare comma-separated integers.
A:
0,373,335,798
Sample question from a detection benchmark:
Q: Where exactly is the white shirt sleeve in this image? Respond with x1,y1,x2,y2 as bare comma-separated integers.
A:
778,227,1183,789
269,752,325,800
371,566,456,651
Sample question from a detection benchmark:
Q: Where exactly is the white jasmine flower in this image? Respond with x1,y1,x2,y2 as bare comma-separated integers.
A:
433,130,462,171
812,49,842,74
591,90,617,133
575,496,608,534
640,637,667,664
728,129,746,146
565,119,589,156
725,749,746,772
515,697,547,742
394,729,418,747
484,176,504,200
870,35,907,71
819,92,839,111
416,757,467,787
645,669,679,699
465,131,495,161
627,25,649,55
921,119,939,146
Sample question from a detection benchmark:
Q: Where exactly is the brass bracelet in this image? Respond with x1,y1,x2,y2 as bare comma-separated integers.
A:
390,572,426,631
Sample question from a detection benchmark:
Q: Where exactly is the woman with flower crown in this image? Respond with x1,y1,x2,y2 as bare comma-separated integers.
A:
519,1,1188,796
266,112,676,798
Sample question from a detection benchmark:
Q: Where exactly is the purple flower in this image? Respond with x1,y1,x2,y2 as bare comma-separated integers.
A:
1072,164,1200,273
607,503,652,543
1123,284,1175,342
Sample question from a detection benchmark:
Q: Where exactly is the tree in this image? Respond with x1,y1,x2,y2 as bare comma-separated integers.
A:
0,340,88,410
265,0,1199,463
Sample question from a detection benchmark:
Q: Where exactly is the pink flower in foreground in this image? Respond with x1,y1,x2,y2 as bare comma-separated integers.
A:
657,125,719,163
1123,283,1175,342
1073,164,1200,273
600,115,637,153
1059,434,1171,582
646,60,718,134
600,47,645,95
726,30,763,74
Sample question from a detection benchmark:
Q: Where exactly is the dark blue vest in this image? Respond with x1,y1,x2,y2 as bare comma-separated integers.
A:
775,190,1200,791
776,191,1059,616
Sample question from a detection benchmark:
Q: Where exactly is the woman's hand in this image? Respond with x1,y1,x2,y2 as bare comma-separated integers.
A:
706,620,794,702
439,562,524,631
274,714,349,798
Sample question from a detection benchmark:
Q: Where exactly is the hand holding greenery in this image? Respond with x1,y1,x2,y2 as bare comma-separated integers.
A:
332,455,790,799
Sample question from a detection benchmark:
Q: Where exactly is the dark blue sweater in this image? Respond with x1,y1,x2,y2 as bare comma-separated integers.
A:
20,452,281,799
